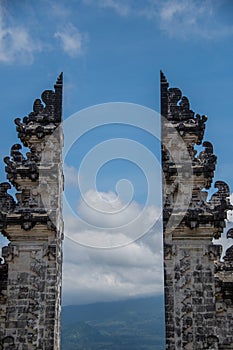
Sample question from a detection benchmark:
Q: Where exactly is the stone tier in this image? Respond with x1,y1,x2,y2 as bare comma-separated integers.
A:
161,71,232,235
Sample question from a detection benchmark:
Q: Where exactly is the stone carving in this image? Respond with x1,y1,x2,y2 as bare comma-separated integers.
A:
0,335,16,350
4,148,39,186
0,183,15,213
0,74,63,349
206,335,219,349
0,262,7,296
227,228,233,239
162,72,233,349
197,141,217,184
224,245,233,261
210,181,231,207
162,71,208,145
14,74,62,148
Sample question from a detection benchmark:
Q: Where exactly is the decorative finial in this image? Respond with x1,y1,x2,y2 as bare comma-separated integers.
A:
54,72,63,88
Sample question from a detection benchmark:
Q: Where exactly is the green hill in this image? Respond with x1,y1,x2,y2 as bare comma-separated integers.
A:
61,296,165,350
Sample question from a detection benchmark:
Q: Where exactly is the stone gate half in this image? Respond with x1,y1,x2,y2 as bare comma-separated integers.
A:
161,71,233,350
0,74,63,350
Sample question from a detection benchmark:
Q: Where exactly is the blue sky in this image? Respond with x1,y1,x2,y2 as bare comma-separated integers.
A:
0,0,233,305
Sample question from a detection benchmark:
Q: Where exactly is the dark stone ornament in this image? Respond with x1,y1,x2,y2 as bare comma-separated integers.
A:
197,141,217,186
224,245,233,261
206,335,219,349
227,228,233,239
0,183,15,213
210,181,232,210
0,212,7,230
25,147,41,163
20,213,35,231
161,71,208,145
0,335,16,350
14,73,63,145
10,144,25,163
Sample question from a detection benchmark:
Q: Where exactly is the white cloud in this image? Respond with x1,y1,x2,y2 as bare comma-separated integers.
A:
62,189,163,305
83,0,233,40
62,229,163,305
54,24,88,57
0,4,42,64
64,189,161,248
156,0,219,39
0,2,89,63
151,0,233,39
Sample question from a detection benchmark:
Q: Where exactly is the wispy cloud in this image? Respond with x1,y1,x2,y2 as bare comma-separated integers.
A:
0,3,42,64
98,0,130,16
50,1,71,20
155,0,233,40
83,0,233,40
54,24,88,57
0,1,89,64
153,0,233,39
83,0,130,16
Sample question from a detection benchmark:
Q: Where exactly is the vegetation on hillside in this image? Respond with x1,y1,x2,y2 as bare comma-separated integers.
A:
61,296,165,350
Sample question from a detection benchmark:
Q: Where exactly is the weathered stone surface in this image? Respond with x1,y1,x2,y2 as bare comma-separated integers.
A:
162,72,233,349
0,74,63,349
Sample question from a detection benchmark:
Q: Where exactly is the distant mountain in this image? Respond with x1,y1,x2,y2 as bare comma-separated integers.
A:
61,295,165,350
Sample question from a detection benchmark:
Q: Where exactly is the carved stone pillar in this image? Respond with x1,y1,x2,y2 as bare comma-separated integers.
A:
161,71,233,350
0,75,63,350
